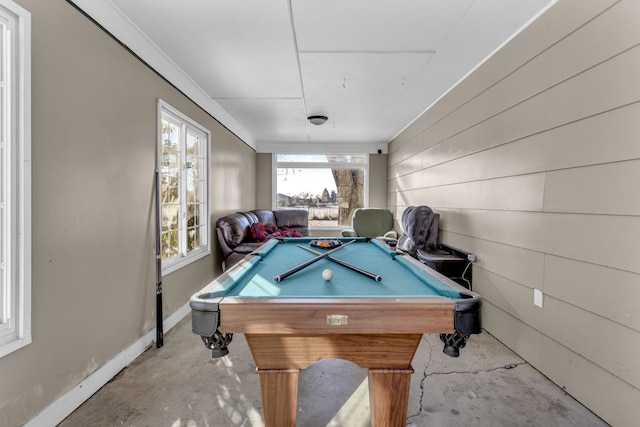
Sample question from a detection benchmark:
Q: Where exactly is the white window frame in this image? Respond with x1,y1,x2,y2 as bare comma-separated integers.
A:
273,154,369,232
157,100,210,275
0,0,31,358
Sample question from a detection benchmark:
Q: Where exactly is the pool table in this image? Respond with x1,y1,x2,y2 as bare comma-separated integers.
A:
190,237,481,427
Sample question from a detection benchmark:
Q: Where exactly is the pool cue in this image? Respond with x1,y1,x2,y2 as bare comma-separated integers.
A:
297,245,382,282
154,170,164,348
274,240,355,283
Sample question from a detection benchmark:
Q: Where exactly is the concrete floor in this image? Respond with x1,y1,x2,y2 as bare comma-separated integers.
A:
59,315,608,427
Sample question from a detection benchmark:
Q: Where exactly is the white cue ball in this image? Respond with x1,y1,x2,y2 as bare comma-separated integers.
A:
322,269,333,281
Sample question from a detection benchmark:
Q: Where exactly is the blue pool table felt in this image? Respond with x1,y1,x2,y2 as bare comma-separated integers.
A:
205,238,462,300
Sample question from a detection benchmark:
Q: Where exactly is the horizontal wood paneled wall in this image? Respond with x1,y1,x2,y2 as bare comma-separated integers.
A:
387,1,640,425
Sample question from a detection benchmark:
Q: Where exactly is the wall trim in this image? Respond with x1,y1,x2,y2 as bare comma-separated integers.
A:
24,302,192,427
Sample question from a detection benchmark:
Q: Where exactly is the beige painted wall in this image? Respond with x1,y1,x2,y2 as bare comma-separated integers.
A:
256,153,273,210
388,1,640,425
0,1,255,426
368,153,388,209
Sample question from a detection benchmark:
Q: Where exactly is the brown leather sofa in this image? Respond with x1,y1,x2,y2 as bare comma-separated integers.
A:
216,209,309,270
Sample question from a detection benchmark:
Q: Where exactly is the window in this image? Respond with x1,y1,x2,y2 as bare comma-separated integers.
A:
275,154,368,229
0,0,31,358
158,100,210,274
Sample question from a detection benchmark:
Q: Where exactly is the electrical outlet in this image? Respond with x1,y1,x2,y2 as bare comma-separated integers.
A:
533,289,543,308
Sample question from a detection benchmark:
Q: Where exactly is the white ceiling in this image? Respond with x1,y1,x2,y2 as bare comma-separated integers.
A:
76,0,556,153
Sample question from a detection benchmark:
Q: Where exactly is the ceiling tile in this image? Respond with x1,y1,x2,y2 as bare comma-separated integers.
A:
114,0,302,98
292,0,474,52
216,98,308,143
300,52,432,142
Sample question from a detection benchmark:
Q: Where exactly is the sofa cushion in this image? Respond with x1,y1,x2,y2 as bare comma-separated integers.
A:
232,242,262,254
216,212,253,248
251,210,277,228
240,211,260,224
274,209,309,235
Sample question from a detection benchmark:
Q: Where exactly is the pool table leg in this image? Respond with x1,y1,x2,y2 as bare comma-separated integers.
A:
256,368,300,427
368,367,414,427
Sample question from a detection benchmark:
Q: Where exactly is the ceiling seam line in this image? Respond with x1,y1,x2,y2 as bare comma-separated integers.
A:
298,50,437,55
287,0,310,143
214,97,303,100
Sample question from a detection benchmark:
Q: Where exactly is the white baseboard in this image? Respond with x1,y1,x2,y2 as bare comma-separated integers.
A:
25,302,191,427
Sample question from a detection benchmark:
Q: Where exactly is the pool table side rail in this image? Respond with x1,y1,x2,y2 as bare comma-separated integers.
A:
219,297,457,334
190,252,265,336
400,254,483,335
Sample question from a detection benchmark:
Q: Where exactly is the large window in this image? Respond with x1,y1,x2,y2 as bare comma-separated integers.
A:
158,101,210,274
275,154,368,229
0,0,31,358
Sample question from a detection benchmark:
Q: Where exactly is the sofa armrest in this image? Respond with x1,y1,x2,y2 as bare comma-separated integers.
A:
216,226,235,260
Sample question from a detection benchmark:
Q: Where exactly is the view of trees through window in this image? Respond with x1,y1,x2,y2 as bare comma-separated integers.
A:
276,154,367,227
159,103,209,268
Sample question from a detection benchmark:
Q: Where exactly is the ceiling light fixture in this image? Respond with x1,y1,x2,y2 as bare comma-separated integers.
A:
307,115,328,126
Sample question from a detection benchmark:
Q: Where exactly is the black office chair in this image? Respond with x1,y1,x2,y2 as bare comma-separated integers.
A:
398,205,474,291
